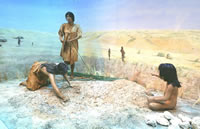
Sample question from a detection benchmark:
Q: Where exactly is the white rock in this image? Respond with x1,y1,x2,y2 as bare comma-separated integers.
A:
164,111,175,120
168,124,180,129
145,115,157,127
179,121,192,129
170,117,182,125
191,117,200,129
0,120,8,129
156,116,170,126
178,114,192,123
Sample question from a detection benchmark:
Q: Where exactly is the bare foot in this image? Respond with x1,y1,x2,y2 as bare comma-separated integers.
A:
70,75,74,80
67,85,73,88
19,81,27,86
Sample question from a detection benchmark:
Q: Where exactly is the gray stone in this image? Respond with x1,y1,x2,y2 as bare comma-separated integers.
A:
179,121,192,129
178,114,192,123
164,111,175,120
145,115,157,127
191,117,200,129
156,115,170,126
0,39,7,42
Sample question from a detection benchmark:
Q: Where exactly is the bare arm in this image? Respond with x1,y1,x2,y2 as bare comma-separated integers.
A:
49,74,69,101
59,36,64,43
68,35,81,42
40,67,69,101
58,24,64,43
63,73,71,87
130,72,146,87
151,73,160,78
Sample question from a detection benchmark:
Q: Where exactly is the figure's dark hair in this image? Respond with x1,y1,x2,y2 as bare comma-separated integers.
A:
158,63,181,87
57,63,68,75
65,12,75,22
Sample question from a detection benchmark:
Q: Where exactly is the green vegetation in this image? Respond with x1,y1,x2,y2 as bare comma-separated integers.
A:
166,53,172,59
157,52,165,57
70,72,119,81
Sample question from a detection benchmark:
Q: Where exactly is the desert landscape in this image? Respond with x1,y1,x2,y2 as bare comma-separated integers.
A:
0,28,200,128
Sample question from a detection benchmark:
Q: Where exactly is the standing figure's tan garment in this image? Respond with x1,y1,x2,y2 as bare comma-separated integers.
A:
58,23,82,65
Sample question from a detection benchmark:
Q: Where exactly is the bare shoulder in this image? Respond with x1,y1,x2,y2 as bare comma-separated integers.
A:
167,84,178,91
75,24,81,28
40,66,47,72
60,23,68,27
168,84,175,89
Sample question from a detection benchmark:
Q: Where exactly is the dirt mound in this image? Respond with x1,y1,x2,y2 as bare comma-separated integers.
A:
0,79,150,128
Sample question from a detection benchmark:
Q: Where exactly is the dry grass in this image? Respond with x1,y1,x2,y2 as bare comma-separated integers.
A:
193,78,200,107
194,58,199,62
166,53,172,59
24,66,30,77
157,52,165,57
3,73,8,81
16,71,21,79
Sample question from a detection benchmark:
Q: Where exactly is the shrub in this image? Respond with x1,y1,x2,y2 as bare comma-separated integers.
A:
166,53,172,59
157,52,165,57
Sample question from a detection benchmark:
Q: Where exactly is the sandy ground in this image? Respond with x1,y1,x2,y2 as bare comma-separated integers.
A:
1,28,200,128
82,30,200,71
0,78,200,129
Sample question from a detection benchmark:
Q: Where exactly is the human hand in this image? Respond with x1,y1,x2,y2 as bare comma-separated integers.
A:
67,39,73,43
151,73,159,77
62,96,70,102
60,40,64,44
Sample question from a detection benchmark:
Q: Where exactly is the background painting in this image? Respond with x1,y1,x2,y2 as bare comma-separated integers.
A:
0,0,200,128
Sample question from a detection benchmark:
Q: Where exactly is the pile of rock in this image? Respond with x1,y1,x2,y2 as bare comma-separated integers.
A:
0,38,7,42
145,111,200,129
0,38,7,47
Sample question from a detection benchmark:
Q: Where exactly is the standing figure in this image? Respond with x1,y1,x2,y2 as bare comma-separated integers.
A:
120,46,125,62
58,12,82,79
108,48,111,60
18,38,21,46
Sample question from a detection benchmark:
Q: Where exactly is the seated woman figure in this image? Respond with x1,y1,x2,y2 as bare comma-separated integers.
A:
131,63,181,111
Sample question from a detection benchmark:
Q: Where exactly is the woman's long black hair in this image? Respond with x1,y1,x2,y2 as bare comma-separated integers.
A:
158,63,181,87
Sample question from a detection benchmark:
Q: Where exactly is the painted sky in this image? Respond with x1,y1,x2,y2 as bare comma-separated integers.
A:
0,0,200,32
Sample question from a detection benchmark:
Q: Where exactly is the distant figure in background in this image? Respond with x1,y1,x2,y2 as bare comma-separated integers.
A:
32,42,34,46
108,48,111,60
14,36,23,47
0,44,2,47
19,61,71,102
58,11,82,79
120,46,125,62
18,38,21,46
131,63,181,111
